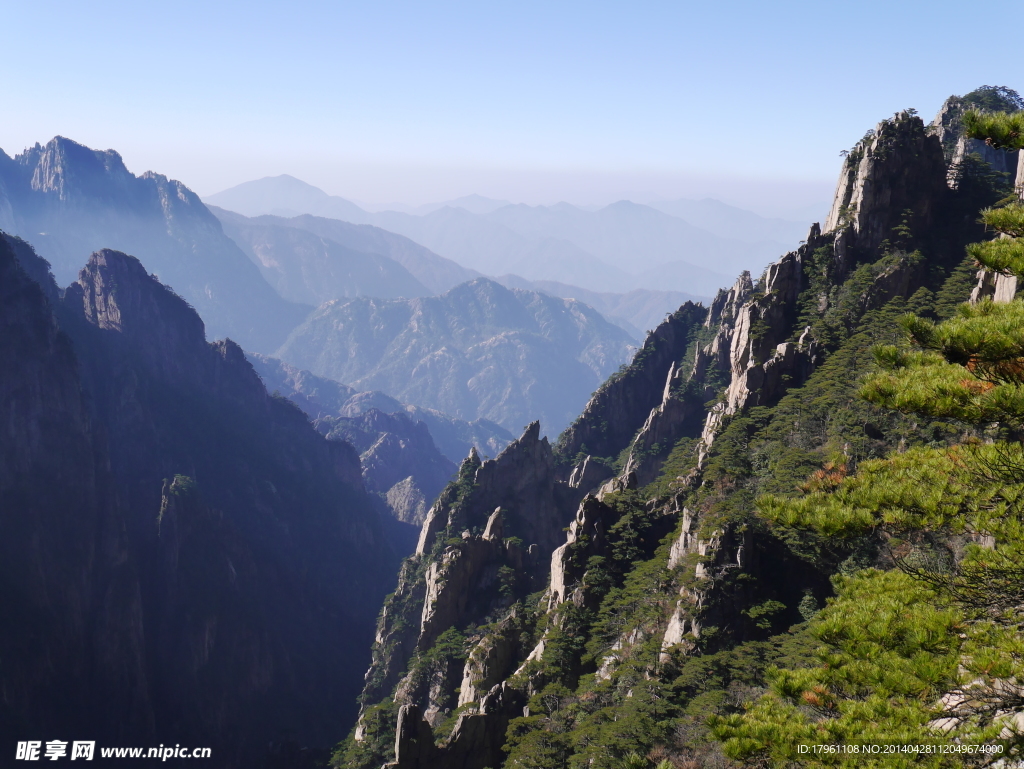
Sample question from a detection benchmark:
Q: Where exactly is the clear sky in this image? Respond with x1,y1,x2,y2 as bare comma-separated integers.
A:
2,0,1021,217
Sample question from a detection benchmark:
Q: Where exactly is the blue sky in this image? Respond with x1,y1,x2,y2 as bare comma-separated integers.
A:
3,0,1021,216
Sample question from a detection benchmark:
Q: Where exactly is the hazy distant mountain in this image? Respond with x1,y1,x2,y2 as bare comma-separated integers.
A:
0,138,308,352
646,197,807,247
493,275,708,338
368,205,635,291
210,208,477,294
205,176,783,295
214,208,431,304
204,174,369,222
484,199,781,277
356,203,743,294
368,193,515,216
411,194,514,215
275,278,637,434
244,211,480,293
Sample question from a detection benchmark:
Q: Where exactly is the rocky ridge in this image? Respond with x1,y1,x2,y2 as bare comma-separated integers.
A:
0,137,308,351
343,104,1005,769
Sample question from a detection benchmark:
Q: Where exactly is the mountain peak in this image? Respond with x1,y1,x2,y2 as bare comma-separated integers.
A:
204,175,368,221
17,136,131,200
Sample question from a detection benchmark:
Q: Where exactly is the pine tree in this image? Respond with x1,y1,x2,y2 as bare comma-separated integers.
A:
711,113,1024,766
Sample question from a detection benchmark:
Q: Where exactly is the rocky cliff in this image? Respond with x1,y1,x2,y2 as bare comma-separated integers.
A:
339,101,1011,769
0,235,399,765
0,234,150,747
0,137,308,351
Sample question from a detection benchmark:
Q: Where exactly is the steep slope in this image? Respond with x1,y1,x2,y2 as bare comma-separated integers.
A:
216,209,431,303
275,278,638,435
339,103,1012,769
0,137,307,351
0,234,150,747
211,207,479,294
0,235,398,765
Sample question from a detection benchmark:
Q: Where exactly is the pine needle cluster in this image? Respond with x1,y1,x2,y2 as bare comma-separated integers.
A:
712,115,1024,766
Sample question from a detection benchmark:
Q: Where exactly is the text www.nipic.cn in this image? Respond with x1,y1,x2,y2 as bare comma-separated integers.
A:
16,742,212,761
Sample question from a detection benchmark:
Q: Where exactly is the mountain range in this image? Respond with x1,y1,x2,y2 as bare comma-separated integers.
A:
275,278,637,435
212,206,479,295
204,176,802,295
4,87,1023,768
0,138,308,352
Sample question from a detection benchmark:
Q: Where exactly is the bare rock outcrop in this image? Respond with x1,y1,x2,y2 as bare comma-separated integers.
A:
557,302,707,464
416,422,573,557
824,111,948,256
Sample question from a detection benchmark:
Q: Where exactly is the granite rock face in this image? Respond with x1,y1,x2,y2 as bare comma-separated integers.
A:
359,423,585,718
0,137,308,351
824,111,948,256
0,237,397,765
415,422,573,557
557,302,707,463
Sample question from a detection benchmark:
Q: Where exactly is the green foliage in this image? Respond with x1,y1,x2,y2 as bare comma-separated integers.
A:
962,108,1024,150
743,599,786,630
718,163,1024,759
711,570,966,767
981,202,1024,238
331,699,399,769
962,85,1024,112
798,591,819,621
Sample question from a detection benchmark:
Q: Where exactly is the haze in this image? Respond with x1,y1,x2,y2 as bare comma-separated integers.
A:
3,0,1021,217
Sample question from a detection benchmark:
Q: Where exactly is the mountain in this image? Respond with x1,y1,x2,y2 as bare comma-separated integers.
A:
494,274,709,338
205,177,782,295
275,278,638,435
0,235,397,765
646,197,807,247
339,103,1013,769
210,207,479,294
247,354,514,463
213,207,431,304
384,193,514,216
320,410,457,528
204,173,369,221
366,205,639,292
0,138,308,352
484,199,780,276
246,354,514,549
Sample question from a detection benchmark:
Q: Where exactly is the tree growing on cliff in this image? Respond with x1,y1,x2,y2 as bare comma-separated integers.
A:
711,114,1024,766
